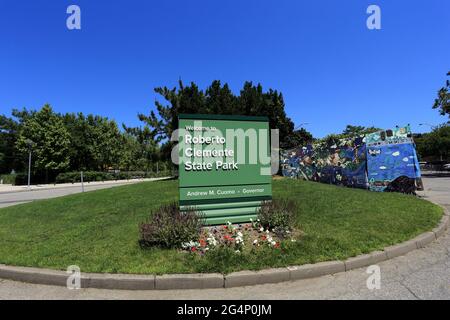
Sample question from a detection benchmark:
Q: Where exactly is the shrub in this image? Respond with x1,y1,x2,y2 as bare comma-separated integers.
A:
54,170,173,184
0,174,16,185
14,173,30,185
139,202,204,249
257,199,296,238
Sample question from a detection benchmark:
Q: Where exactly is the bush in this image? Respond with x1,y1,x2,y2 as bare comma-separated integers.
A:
139,202,204,249
0,174,16,185
55,171,114,184
257,199,296,238
13,173,30,185
55,170,173,184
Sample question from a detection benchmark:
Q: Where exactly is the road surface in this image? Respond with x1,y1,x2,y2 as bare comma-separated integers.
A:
0,177,448,299
0,178,169,208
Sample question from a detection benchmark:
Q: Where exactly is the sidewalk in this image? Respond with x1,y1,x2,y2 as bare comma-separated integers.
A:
0,177,172,194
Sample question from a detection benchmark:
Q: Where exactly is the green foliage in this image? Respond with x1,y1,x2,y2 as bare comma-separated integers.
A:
0,114,21,173
16,105,71,174
0,80,311,175
316,125,382,146
54,170,172,184
432,71,450,118
257,199,296,238
0,174,16,184
341,125,381,137
283,128,313,149
0,104,169,180
62,113,124,171
139,202,203,248
137,80,306,155
12,173,28,186
415,124,450,161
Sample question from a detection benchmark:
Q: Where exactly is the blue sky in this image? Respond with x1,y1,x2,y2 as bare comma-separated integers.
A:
0,0,448,138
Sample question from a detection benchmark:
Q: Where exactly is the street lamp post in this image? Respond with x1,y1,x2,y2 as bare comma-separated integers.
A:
25,139,34,190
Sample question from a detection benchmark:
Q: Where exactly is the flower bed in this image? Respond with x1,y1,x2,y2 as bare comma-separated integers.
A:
181,219,300,255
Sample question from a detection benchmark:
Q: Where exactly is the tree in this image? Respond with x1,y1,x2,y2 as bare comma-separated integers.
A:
317,125,382,147
63,112,96,171
122,124,160,171
0,115,20,173
282,128,313,149
64,113,125,171
89,116,123,171
16,104,71,179
433,72,450,118
139,80,298,158
415,124,450,161
342,125,381,137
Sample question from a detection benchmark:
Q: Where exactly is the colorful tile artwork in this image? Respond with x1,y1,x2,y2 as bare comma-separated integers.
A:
281,126,422,194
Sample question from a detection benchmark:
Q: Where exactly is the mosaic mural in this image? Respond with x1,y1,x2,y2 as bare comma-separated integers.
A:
281,135,368,189
365,126,422,194
281,125,423,194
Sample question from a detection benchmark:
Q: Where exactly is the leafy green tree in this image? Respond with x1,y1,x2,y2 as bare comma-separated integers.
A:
282,128,313,149
0,115,20,173
90,117,123,171
63,112,96,171
415,124,450,161
16,104,71,177
120,126,161,171
433,72,450,118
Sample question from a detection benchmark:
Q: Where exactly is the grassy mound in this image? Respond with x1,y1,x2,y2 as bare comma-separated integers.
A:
0,179,442,274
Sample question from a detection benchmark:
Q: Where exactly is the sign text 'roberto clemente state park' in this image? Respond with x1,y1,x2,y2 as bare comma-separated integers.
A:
177,114,272,225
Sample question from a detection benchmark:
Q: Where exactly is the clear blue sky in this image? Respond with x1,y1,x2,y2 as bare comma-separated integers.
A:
0,0,448,137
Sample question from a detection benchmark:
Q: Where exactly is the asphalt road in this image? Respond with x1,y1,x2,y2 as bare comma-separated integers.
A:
0,180,159,208
0,177,448,300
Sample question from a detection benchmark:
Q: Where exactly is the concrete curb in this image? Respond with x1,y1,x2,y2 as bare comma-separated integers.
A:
224,268,290,288
0,207,448,290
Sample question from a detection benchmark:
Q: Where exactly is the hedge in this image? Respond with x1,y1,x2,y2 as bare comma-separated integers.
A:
0,174,17,185
55,171,172,184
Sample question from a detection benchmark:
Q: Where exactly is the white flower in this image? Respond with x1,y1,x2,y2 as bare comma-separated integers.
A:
235,250,240,253
237,232,243,237
291,239,296,242
253,239,258,245
259,227,264,232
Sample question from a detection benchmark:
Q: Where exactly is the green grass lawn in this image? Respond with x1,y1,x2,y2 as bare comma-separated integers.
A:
0,179,443,274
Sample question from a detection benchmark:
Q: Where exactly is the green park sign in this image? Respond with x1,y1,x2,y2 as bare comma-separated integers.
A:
178,114,272,225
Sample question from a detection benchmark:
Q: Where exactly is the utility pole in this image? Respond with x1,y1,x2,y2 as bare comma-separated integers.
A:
25,139,34,190
81,171,84,192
